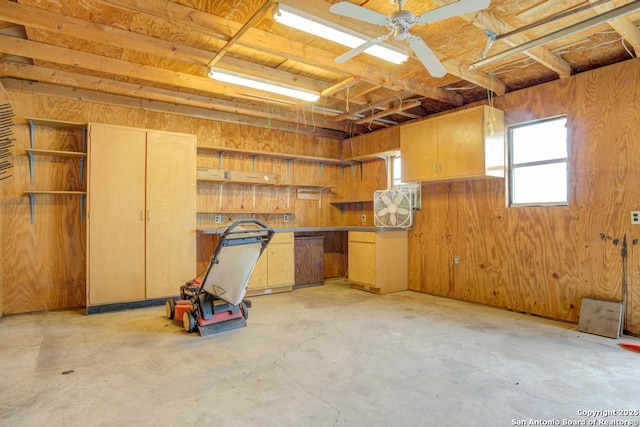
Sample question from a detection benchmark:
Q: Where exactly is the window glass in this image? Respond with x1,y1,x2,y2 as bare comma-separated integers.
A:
392,156,403,187
509,116,568,206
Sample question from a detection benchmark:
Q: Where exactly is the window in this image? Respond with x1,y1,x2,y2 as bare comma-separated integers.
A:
391,155,403,187
508,116,568,206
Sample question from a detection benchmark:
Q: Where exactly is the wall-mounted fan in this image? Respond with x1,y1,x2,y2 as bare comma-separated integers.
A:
330,0,491,78
374,188,413,228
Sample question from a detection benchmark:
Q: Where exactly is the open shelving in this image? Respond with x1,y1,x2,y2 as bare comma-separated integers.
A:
23,118,87,223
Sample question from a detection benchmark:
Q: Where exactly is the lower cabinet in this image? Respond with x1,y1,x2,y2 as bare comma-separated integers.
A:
294,236,325,288
246,232,295,296
348,230,407,294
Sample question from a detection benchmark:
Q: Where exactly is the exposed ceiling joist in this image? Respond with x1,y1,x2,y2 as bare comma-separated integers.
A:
354,100,422,125
101,0,486,105
593,0,640,53
0,61,351,133
0,77,345,138
206,0,276,68
437,0,574,77
278,0,507,95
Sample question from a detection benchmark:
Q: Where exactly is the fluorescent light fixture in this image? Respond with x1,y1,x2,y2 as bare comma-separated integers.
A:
274,4,408,65
209,69,320,102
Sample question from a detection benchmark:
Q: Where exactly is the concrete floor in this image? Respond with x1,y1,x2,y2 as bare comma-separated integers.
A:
1,279,639,427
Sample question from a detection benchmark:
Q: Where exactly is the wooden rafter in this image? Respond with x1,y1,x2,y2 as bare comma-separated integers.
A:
433,0,574,78
102,0,485,105
354,100,422,125
206,0,276,68
0,62,350,133
593,1,640,54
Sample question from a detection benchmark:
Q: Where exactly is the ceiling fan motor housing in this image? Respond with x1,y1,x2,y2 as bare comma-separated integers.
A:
390,10,415,40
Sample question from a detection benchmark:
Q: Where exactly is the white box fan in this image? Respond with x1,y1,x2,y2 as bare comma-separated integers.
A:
373,188,413,228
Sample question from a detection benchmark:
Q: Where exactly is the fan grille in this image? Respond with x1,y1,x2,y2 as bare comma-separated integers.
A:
374,189,413,228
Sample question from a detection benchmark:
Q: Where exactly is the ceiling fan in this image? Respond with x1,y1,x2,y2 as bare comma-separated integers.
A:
329,0,491,78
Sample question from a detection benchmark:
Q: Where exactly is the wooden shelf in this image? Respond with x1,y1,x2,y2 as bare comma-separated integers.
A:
26,190,86,195
330,199,373,205
24,191,86,224
24,118,88,186
280,183,334,190
344,150,400,162
197,177,278,185
197,145,350,165
25,117,86,129
25,148,86,158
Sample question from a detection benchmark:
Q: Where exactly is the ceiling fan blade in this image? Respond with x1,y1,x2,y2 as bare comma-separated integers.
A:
408,35,447,78
416,0,491,25
330,1,390,26
335,34,389,63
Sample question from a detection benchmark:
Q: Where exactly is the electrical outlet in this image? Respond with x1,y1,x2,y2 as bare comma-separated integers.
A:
214,214,222,224
283,214,290,223
453,256,460,266
632,211,640,225
361,214,366,223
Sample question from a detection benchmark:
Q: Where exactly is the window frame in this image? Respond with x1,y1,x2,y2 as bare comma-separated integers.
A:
508,115,570,207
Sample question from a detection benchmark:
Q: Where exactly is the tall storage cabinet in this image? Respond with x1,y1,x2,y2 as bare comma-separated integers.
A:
86,123,196,308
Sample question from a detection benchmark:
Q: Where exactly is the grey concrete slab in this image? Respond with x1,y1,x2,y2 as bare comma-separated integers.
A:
1,279,639,427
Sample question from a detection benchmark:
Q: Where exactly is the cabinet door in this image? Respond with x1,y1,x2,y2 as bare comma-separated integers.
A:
248,252,268,289
267,233,294,287
348,240,376,286
145,131,196,299
294,237,324,285
437,108,485,178
400,119,438,182
87,124,147,305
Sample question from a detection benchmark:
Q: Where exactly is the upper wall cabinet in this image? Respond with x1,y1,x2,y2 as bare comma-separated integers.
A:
400,105,505,182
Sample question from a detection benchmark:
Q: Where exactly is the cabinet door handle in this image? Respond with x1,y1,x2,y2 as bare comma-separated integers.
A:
140,210,144,221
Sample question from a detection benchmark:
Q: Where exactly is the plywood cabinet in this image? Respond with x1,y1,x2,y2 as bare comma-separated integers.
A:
246,232,294,296
87,124,196,307
348,231,407,294
400,105,504,182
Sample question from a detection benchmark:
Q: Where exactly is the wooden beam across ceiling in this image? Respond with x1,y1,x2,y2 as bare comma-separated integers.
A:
0,0,344,102
102,0,476,105
593,0,640,54
0,61,351,134
206,0,276,68
277,0,507,96
437,0,574,78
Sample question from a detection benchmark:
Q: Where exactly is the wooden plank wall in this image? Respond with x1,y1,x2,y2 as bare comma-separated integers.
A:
0,82,10,318
408,58,640,334
1,87,346,314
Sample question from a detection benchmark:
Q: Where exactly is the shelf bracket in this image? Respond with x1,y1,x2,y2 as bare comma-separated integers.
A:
80,194,85,223
28,119,35,149
80,128,87,186
28,192,35,224
26,193,85,224
27,151,35,184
